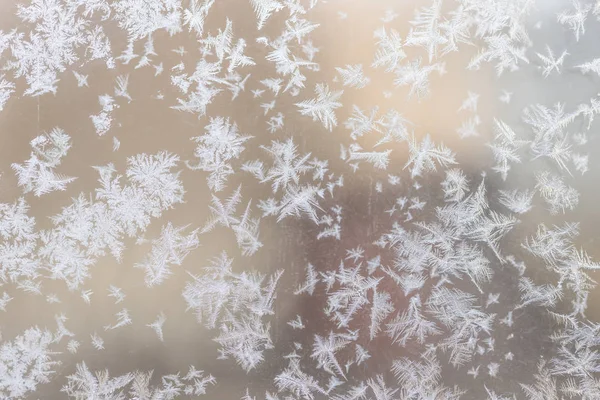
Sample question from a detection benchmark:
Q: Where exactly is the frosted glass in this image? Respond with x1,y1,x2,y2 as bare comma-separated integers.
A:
0,0,599,399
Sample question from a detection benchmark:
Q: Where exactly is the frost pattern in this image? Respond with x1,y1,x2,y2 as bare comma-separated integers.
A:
1,0,600,399
11,128,76,196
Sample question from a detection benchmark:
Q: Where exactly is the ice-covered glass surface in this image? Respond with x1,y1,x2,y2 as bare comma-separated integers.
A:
1,0,600,399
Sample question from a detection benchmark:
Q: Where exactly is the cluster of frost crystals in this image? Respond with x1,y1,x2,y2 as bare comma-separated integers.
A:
0,198,38,284
62,362,216,400
186,116,253,192
182,251,283,372
11,128,76,196
0,327,59,399
135,222,199,287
